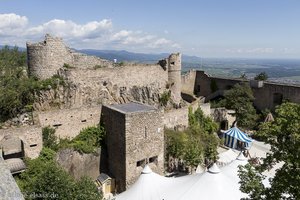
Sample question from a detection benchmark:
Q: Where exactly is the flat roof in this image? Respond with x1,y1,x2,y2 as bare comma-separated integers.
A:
107,102,156,114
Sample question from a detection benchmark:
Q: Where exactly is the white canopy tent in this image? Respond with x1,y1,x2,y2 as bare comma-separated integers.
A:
115,165,171,200
217,148,239,166
115,153,249,200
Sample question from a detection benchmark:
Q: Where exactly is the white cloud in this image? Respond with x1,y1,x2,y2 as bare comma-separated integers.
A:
26,19,112,39
0,13,28,36
0,13,179,53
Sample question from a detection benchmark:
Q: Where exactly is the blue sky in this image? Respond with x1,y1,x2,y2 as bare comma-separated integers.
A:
0,0,300,58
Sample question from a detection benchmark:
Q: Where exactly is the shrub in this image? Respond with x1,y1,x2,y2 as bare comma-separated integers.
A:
159,91,171,106
42,126,58,150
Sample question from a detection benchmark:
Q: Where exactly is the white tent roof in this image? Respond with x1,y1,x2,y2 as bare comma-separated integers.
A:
115,166,171,200
217,149,238,166
116,155,249,200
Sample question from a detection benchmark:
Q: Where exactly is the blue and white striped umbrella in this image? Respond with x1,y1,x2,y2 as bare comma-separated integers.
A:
224,127,252,149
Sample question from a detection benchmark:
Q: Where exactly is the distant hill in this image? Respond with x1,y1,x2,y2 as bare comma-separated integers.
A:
78,49,203,64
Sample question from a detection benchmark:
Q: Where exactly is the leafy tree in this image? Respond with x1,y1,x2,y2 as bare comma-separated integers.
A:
189,107,219,134
238,102,300,199
42,126,58,150
224,82,258,129
0,46,66,121
165,108,220,171
183,138,203,169
254,72,268,81
74,176,102,200
16,148,102,200
240,73,248,79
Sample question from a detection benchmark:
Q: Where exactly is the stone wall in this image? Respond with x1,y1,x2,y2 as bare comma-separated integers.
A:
164,107,189,129
0,126,42,159
194,71,243,97
0,153,24,200
253,82,300,110
181,70,196,95
27,34,73,79
101,105,126,192
56,148,100,180
102,104,164,192
125,110,164,189
194,70,300,110
27,34,113,79
199,103,211,117
36,106,101,139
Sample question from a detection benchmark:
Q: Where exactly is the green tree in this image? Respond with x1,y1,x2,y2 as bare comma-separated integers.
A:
0,46,66,121
189,108,219,134
238,102,300,199
16,148,102,200
42,126,58,150
165,108,220,171
74,176,102,200
254,72,268,81
224,82,258,129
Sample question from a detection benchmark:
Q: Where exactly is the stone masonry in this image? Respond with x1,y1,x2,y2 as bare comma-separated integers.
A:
101,103,164,192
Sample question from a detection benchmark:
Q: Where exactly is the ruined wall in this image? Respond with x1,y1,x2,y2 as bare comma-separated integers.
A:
199,103,211,117
27,34,113,79
0,126,42,159
27,34,73,79
194,71,243,97
253,82,300,110
56,64,168,108
56,148,101,180
164,107,189,129
36,106,101,139
181,70,197,95
194,70,300,110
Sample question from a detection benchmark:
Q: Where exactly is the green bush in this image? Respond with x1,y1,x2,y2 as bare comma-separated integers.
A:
42,126,58,150
16,151,102,200
159,91,171,106
49,126,106,154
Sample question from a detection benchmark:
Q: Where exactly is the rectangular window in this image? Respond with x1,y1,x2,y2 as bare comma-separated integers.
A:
149,156,158,164
30,144,38,147
136,159,146,167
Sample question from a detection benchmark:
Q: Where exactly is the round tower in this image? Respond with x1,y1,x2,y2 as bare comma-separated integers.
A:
168,53,182,106
26,34,73,79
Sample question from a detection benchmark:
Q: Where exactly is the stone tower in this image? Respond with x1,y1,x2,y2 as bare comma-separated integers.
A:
101,102,164,192
26,34,73,79
168,53,182,106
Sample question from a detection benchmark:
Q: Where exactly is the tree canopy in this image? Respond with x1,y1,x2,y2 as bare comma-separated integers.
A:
238,102,300,199
0,46,65,122
223,82,258,129
16,148,102,200
254,72,268,81
165,107,219,172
